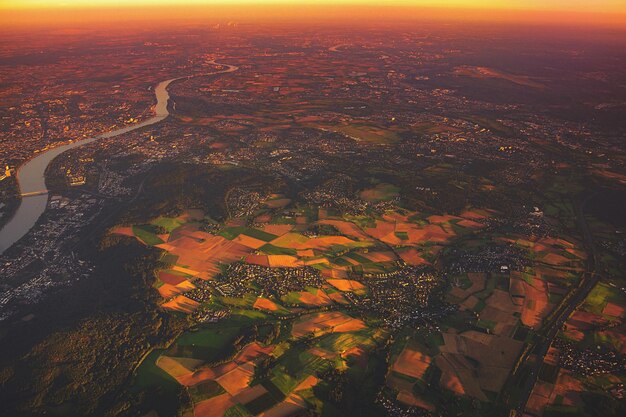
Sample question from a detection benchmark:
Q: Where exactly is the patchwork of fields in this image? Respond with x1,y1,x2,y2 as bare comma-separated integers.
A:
116,201,500,415
115,194,612,416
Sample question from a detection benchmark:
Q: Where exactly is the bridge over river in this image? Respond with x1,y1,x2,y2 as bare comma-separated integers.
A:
0,62,238,254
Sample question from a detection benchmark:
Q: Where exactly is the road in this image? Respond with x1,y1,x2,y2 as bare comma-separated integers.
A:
498,194,599,416
0,61,238,254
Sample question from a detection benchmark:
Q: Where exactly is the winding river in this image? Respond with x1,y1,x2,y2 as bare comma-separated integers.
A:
0,62,238,254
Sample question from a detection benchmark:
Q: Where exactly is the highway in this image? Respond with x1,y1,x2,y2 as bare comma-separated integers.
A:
499,194,599,416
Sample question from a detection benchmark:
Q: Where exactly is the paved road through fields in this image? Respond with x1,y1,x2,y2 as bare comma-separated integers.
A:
499,194,599,416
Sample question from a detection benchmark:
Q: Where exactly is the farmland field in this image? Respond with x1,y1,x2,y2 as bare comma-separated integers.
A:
3,16,625,417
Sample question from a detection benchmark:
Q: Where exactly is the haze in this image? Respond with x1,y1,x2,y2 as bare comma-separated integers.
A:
1,0,625,28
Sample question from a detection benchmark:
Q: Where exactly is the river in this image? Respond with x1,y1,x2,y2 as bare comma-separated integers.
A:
0,62,237,254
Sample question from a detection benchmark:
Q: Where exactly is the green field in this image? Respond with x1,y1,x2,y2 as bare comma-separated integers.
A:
133,225,165,245
219,226,278,242
259,244,298,255
584,282,620,315
167,325,247,361
151,216,185,233
224,404,254,417
134,350,180,391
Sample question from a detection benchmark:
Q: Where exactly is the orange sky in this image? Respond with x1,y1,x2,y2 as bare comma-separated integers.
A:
2,1,626,13
0,1,624,28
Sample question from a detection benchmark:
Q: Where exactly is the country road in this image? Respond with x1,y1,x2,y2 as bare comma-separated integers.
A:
499,194,600,416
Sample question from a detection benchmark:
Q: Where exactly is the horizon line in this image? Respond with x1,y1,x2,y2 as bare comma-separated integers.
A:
1,4,625,29
1,1,625,13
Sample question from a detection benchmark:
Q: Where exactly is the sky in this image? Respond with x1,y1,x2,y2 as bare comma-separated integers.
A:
0,0,624,28
1,0,625,13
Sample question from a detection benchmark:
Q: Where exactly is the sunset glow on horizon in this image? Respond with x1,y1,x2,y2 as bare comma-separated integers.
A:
2,0,626,13
1,0,625,28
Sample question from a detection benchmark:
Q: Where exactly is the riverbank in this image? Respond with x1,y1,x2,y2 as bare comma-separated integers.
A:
0,62,238,254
